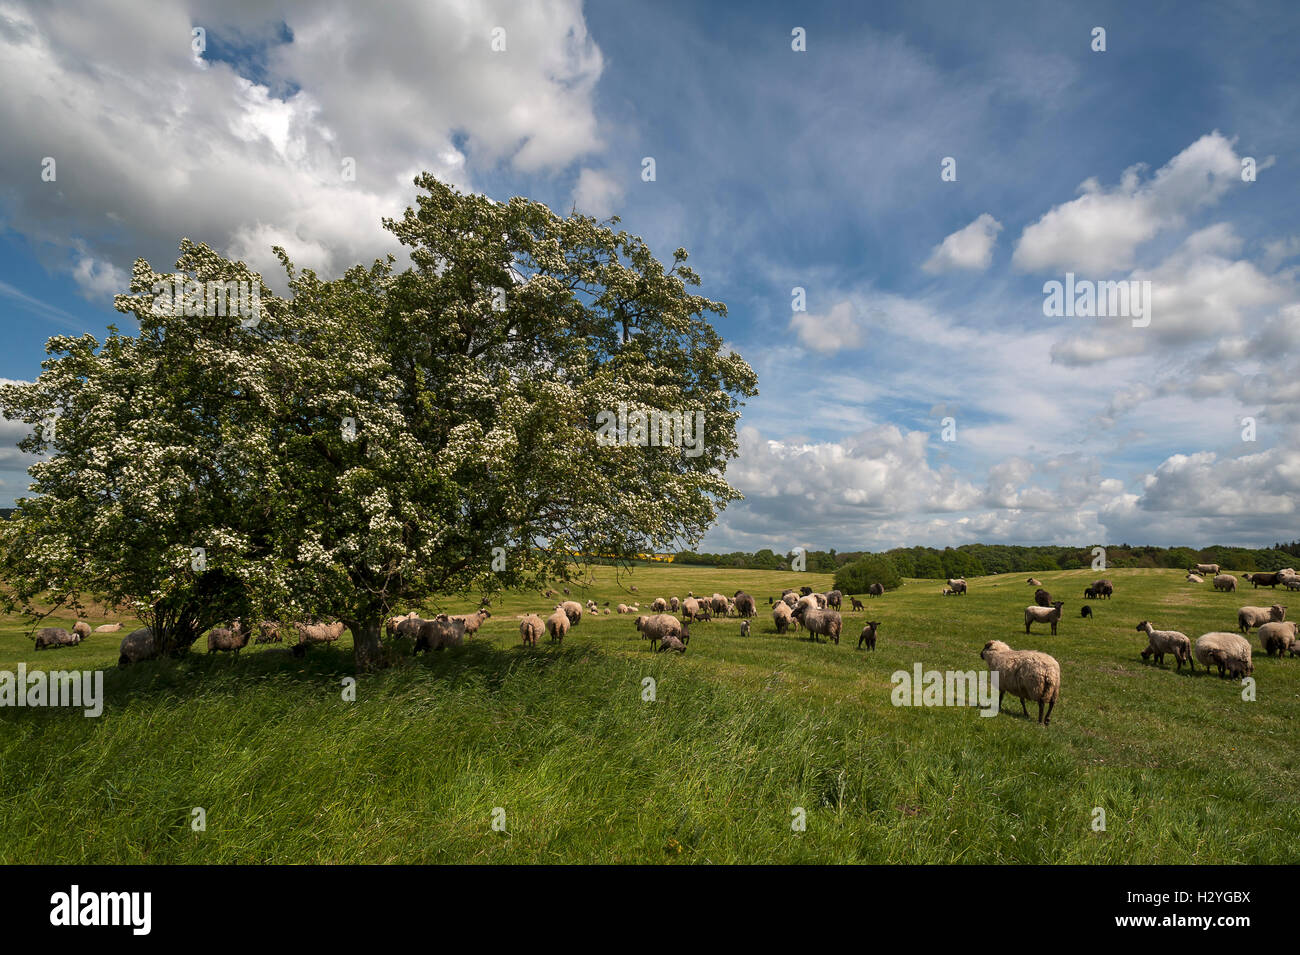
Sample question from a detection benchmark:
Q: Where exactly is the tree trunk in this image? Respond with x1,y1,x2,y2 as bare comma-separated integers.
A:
350,617,386,671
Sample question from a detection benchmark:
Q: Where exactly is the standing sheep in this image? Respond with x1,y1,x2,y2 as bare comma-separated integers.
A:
1213,574,1237,592
868,583,885,597
1091,579,1114,599
791,604,842,644
519,614,545,647
1256,620,1298,657
560,600,583,626
118,627,157,666
1194,632,1254,679
636,614,688,650
946,579,967,595
733,591,757,617
825,590,843,612
451,609,492,638
709,593,729,616
73,621,92,640
739,620,751,638
979,640,1061,725
1191,563,1221,576
1034,588,1052,608
258,620,286,644
772,601,795,634
651,597,668,613
850,596,865,611
546,609,570,644
857,621,880,651
1237,604,1286,633
1024,601,1065,635
1136,621,1193,671
415,614,466,653
295,621,345,645
669,596,681,613
207,620,250,657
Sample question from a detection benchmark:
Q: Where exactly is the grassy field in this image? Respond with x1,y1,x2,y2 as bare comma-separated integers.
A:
1,565,1297,864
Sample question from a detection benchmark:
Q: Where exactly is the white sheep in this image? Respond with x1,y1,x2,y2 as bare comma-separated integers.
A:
1257,620,1298,657
450,608,491,638
560,600,583,626
1185,573,1204,583
1024,601,1065,635
636,613,688,650
791,604,842,644
979,639,1060,725
295,620,345,645
93,622,123,633
1136,620,1193,671
519,614,544,647
651,597,668,613
1213,574,1237,592
1194,632,1254,679
1237,604,1286,633
415,614,466,653
546,609,570,643
772,600,795,634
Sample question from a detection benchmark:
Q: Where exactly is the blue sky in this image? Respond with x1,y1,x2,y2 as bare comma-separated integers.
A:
1,0,1297,550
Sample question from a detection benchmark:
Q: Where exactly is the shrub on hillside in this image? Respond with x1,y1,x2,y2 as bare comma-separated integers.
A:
834,555,902,594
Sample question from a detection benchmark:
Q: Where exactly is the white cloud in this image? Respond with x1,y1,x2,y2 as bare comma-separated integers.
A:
789,300,863,352
922,213,1002,272
571,168,622,218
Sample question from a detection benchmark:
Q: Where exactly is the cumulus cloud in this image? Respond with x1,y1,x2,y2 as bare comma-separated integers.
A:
922,213,1002,272
571,167,622,218
789,300,863,352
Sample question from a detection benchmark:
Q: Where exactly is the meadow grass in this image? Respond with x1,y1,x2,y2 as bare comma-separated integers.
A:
1,566,1297,863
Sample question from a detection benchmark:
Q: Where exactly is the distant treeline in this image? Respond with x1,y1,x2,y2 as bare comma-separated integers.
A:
674,542,1300,579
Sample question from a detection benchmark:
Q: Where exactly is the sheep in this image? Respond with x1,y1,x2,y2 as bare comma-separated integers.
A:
669,596,680,613
1285,577,1300,592
72,621,92,640
207,620,250,656
629,584,638,593
651,597,668,613
1186,573,1204,583
93,622,123,633
781,592,799,608
799,586,813,596
1080,605,1093,619
733,591,757,617
1034,588,1052,608
850,596,865,611
1194,632,1254,679
385,612,418,638
825,590,843,612
617,603,633,614
415,614,466,653
979,640,1060,725
709,593,729,615
394,615,425,640
1213,574,1237,592
519,614,545,647
296,620,345,645
796,594,820,612
1244,571,1284,588
262,642,308,660
868,583,885,597
560,600,583,626
636,613,688,650
1136,621,1193,671
451,608,491,638
772,601,795,634
946,579,967,595
34,627,80,650
942,587,955,596
657,633,687,654
1024,601,1065,635
1091,579,1114,599
118,627,157,666
1190,563,1220,576
857,621,880,651
1083,586,1099,599
682,597,702,621
256,619,286,644
791,604,842,644
545,609,569,644
1237,604,1286,633
1026,578,1042,586
740,620,751,638
1257,620,1298,657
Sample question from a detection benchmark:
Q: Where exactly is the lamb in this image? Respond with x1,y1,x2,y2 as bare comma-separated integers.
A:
207,620,250,656
1237,604,1286,633
857,621,880,651
1190,563,1220,576
942,588,955,596
1034,588,1052,608
1024,601,1065,635
560,600,583,626
733,591,757,617
636,613,688,650
1026,577,1042,586
118,627,157,666
34,627,80,650
519,614,545,647
799,586,813,596
740,620,751,637
1257,620,1298,657
1213,574,1237,592
850,596,865,611
296,620,345,645
73,621,92,640
791,604,842,644
1194,632,1254,679
451,608,491,637
1080,605,1093,619
1136,621,1193,671
946,579,967,595
1285,577,1300,592
824,590,843,612
657,633,687,653
979,640,1060,725
93,622,123,633
772,600,795,634
415,614,466,653
651,597,668,613
545,609,569,644
1083,586,1099,599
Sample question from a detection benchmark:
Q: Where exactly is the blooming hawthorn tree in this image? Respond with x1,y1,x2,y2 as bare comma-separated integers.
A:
0,175,757,668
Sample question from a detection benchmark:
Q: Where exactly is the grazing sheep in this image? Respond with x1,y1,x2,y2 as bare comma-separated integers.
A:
1083,586,1099,599
519,614,545,647
857,621,880,651
1080,605,1093,619
772,601,795,634
1190,563,1221,576
394,615,425,640
1257,620,1298,657
657,633,687,654
682,597,703,621
733,591,757,617
560,600,583,626
34,627,80,650
1244,571,1284,589
295,621,345,645
709,593,729,616
545,609,569,644
636,613,688,651
1034,588,1052,608
256,620,286,644
791,604,842,644
629,585,638,593
1283,576,1300,592
1213,574,1237,592
850,596,865,611
1194,632,1254,679
740,620,751,637
451,609,492,637
1091,579,1114,599
73,621,92,640
207,620,250,656
825,590,843,612
93,622,123,633
1026,578,1042,586
415,614,466,653
1024,601,1065,635
651,597,668,613
942,588,955,596
670,596,680,613
118,627,157,666
946,579,967,595
616,603,632,614
868,583,885,597
781,592,799,608
979,640,1060,725
1136,621,1193,671
1237,604,1286,633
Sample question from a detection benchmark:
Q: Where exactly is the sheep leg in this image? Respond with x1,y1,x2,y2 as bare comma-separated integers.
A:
1020,698,1029,717
997,690,1005,714
1043,699,1054,725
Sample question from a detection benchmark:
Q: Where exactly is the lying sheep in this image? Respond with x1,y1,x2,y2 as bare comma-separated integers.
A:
560,601,583,626
1026,577,1042,586
791,604,842,644
1024,601,1065,635
772,601,795,634
857,621,880,651
657,633,687,653
1034,588,1052,608
1213,574,1237,592
93,622,123,633
1257,620,1298,657
1194,632,1254,679
1136,621,1193,671
1237,604,1286,633
636,613,688,651
34,627,81,650
1186,573,1204,583
979,640,1060,725
415,614,466,653
519,614,545,647
296,620,345,645
546,609,569,644
118,627,157,666
207,620,250,656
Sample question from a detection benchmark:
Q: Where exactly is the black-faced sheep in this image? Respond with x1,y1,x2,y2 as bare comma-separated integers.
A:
1256,620,1297,657
1194,632,1254,679
980,639,1060,725
1024,601,1065,635
1034,588,1052,608
1237,604,1286,633
791,604,842,644
1136,621,1193,671
1026,577,1042,586
857,621,880,651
